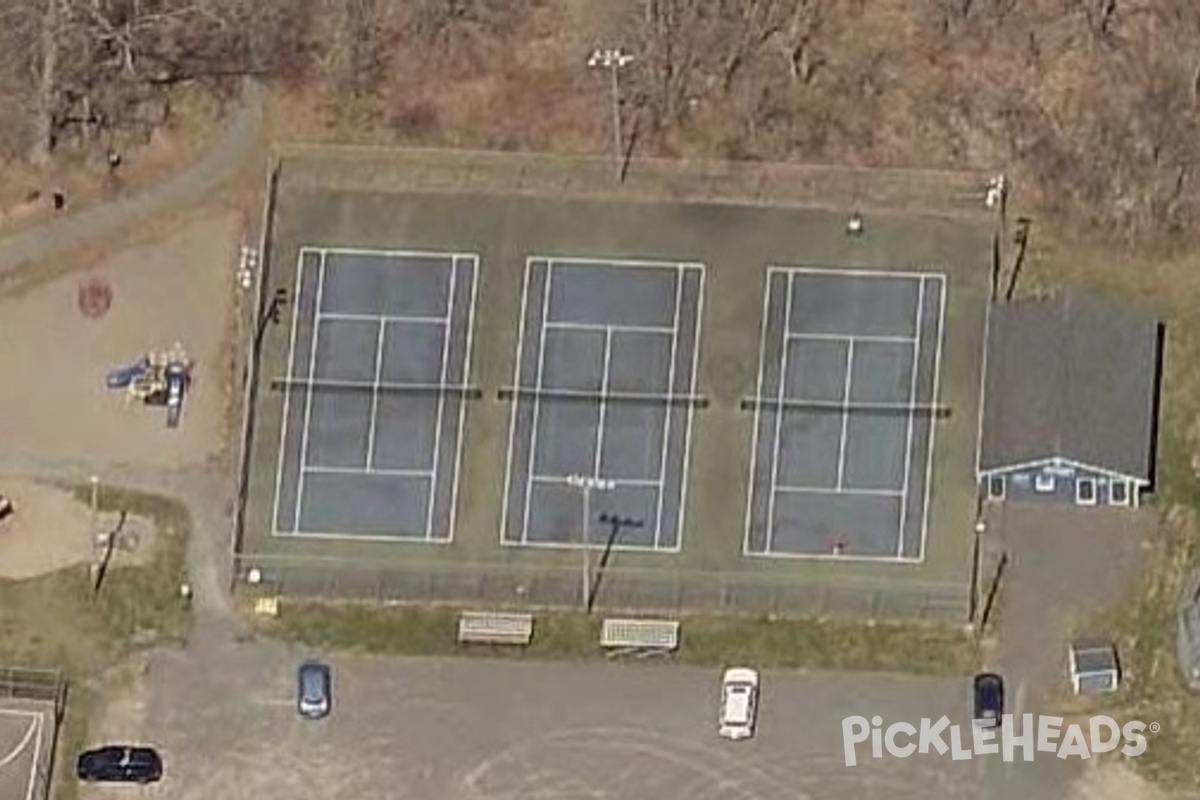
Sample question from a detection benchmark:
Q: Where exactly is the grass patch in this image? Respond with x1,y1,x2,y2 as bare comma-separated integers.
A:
0,483,194,800
254,599,976,675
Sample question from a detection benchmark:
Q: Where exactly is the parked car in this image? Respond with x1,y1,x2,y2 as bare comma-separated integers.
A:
297,660,332,719
973,672,1004,726
718,667,760,740
76,745,162,783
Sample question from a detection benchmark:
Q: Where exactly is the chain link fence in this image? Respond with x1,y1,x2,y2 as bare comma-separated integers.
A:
234,553,969,622
274,143,996,220
0,666,64,800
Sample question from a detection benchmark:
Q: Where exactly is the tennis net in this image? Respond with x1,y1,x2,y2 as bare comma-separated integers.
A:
497,386,709,408
740,396,950,417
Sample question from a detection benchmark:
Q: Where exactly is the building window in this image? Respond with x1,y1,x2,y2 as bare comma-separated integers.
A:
1110,481,1130,506
1076,477,1097,505
988,475,1006,500
1034,473,1056,493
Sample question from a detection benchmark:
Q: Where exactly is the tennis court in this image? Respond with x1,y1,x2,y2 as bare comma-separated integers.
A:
743,267,946,561
500,257,704,551
271,247,478,541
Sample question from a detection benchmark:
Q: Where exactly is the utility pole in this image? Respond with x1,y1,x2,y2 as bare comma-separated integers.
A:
587,513,644,613
587,47,635,181
565,474,615,611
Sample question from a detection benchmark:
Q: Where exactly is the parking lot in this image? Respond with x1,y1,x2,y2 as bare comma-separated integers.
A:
83,630,1080,800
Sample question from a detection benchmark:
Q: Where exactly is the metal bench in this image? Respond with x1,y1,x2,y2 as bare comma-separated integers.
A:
600,618,680,654
456,611,535,645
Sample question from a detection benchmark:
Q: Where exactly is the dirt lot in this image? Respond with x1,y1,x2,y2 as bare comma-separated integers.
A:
0,212,242,469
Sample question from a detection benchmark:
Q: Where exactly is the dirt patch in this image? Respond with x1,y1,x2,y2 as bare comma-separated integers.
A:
1067,761,1174,800
0,212,243,467
0,478,95,580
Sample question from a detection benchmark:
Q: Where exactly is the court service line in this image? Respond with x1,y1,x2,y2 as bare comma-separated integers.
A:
676,264,706,552
896,276,927,558
314,245,460,261
834,339,856,490
546,321,676,337
292,252,328,533
530,475,663,490
774,485,903,498
786,331,917,346
302,466,434,479
499,261,536,546
363,318,388,469
742,275,776,555
271,250,311,536
916,276,949,561
425,260,458,541
653,268,685,549
542,254,704,272
764,272,795,554
520,261,556,544
446,256,480,544
318,311,451,325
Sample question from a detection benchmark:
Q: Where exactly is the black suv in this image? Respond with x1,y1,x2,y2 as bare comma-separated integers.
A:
76,745,163,783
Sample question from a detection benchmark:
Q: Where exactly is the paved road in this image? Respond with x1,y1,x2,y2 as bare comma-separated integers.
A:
89,636,1078,800
0,78,265,280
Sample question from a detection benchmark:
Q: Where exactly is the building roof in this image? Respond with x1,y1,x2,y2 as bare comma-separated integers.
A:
979,291,1159,480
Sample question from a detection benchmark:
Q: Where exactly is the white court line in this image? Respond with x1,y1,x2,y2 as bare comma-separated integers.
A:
530,475,663,489
499,538,675,554
303,466,434,478
318,311,450,325
499,261,536,546
292,251,328,533
786,331,917,346
0,715,37,770
446,255,480,544
916,276,949,562
538,254,705,272
424,259,459,541
312,245,460,261
25,714,40,800
774,485,903,498
676,264,705,553
274,529,451,543
653,268,685,549
773,264,944,282
363,318,387,469
749,547,922,563
764,272,795,554
742,274,777,556
834,339,855,490
546,320,676,336
519,261,556,545
271,250,311,536
585,326,616,543
896,276,927,558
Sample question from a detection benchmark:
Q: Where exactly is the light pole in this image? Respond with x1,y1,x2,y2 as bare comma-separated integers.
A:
565,474,615,610
587,47,635,181
587,513,644,613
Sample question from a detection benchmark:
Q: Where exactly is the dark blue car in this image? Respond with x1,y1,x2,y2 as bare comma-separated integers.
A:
973,673,1004,726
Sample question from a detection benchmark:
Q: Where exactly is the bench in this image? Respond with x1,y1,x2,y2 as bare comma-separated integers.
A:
456,611,535,646
600,618,680,653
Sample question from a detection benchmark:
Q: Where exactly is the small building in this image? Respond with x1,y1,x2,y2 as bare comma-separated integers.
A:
1068,639,1120,695
977,291,1161,507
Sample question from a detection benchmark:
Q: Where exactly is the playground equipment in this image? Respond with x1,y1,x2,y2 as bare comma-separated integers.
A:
105,343,192,428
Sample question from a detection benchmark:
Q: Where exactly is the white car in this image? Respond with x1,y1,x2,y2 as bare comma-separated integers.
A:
718,667,760,740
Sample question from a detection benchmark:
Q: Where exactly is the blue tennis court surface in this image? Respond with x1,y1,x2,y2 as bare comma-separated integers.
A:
501,257,705,552
272,247,477,541
744,267,946,561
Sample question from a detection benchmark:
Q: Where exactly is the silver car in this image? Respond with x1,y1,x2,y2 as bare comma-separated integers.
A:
297,661,331,719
